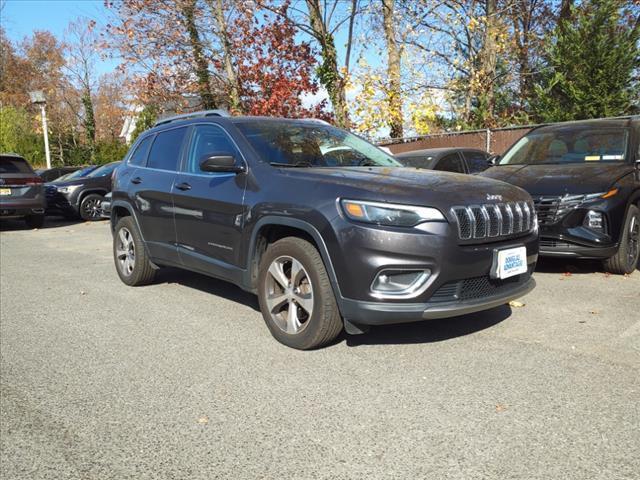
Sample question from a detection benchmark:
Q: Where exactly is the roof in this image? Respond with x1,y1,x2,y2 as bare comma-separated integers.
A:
533,116,638,133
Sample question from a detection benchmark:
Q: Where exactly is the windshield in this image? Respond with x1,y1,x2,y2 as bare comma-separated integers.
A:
500,127,628,165
235,121,402,167
86,162,119,178
59,166,97,181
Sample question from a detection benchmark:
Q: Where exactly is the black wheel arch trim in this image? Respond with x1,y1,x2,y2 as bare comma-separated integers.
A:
109,200,153,258
77,189,108,208
244,216,344,307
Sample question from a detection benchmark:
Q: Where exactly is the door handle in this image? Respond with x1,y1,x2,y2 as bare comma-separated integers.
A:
175,182,192,191
131,177,142,184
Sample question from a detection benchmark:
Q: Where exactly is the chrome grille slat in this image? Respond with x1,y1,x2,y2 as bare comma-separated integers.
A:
452,201,535,241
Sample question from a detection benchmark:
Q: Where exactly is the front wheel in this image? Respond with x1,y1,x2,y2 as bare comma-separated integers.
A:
603,204,639,275
257,237,343,350
80,193,105,221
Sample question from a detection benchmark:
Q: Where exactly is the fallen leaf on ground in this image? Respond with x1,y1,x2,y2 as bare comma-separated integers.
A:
197,416,209,424
589,310,599,315
603,272,611,278
496,404,508,413
562,272,572,277
509,300,525,308
80,290,87,295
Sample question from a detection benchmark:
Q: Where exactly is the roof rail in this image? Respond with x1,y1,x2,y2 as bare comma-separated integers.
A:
153,109,230,127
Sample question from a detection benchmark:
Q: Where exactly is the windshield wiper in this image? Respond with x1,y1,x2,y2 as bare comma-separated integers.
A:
269,161,314,168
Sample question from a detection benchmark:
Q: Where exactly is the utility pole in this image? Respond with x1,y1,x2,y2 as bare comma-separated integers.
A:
29,91,51,169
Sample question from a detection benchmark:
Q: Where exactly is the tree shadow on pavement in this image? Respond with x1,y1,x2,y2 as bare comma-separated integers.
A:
153,267,260,312
343,304,512,347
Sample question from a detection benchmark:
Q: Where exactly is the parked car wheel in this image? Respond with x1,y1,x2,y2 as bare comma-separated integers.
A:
603,204,640,275
113,216,156,286
24,214,44,229
258,237,343,350
80,193,105,221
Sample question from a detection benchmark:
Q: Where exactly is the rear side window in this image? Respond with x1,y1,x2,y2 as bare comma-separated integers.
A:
147,127,188,171
128,136,153,167
0,156,33,174
464,151,490,173
435,153,465,173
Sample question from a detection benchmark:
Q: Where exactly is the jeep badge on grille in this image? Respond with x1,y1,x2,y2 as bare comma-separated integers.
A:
486,194,503,201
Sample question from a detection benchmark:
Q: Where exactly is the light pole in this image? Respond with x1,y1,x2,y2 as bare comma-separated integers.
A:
29,91,51,169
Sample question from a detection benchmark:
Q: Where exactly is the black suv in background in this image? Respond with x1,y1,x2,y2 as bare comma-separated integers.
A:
396,147,491,174
0,153,45,228
46,162,120,221
482,117,639,274
110,111,538,349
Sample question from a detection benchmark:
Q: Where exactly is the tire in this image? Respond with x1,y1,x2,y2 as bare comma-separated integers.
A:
79,193,105,221
257,237,343,350
113,216,156,286
24,214,44,229
603,204,640,275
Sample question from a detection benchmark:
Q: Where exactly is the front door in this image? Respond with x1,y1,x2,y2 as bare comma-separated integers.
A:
172,123,247,278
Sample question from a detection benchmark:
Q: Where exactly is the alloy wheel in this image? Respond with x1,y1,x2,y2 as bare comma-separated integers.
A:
628,215,639,269
115,227,135,276
83,198,102,219
264,255,314,334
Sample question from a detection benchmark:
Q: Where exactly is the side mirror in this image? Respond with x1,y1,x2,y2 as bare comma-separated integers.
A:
199,153,245,174
487,154,500,166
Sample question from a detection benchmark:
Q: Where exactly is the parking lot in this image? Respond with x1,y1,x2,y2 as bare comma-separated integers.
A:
1,219,639,479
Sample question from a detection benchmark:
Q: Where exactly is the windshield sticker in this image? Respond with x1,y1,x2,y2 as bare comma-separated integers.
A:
584,155,601,161
602,155,623,160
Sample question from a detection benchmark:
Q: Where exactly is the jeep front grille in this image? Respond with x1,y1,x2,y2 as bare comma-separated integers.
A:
451,201,535,241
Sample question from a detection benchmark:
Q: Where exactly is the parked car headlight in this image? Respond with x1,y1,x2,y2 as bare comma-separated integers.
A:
57,185,82,194
340,199,445,227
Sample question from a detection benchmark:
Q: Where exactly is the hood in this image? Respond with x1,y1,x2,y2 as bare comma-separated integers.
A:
48,175,105,188
480,163,633,196
278,166,531,209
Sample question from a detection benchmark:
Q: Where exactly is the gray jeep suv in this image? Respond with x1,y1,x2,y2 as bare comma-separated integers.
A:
110,111,538,349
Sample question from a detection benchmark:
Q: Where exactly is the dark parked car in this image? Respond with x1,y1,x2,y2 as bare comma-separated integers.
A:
36,166,84,183
396,147,492,174
0,153,45,228
46,162,120,221
482,117,639,274
110,111,538,349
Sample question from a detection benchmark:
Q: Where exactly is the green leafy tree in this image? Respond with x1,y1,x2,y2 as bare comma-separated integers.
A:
0,106,44,165
533,0,640,122
130,105,158,143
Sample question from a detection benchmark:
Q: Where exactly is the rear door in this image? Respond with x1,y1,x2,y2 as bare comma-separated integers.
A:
173,123,247,275
128,127,188,263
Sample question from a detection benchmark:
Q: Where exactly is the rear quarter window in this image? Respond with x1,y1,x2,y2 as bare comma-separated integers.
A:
128,135,153,167
0,156,33,174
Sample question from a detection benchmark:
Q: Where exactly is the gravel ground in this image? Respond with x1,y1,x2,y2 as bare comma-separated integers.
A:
1,219,639,480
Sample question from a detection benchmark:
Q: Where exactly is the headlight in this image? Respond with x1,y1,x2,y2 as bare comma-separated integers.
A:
340,199,445,227
57,185,82,194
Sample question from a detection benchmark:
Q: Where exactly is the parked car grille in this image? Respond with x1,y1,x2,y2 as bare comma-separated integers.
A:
451,201,535,241
539,239,582,250
429,267,533,303
533,195,584,226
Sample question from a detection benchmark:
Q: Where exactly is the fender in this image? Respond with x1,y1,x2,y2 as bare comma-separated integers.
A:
243,216,343,303
76,188,109,208
109,200,153,255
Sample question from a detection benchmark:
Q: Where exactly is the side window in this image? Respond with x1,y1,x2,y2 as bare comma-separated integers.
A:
187,124,240,174
435,153,466,173
128,135,153,167
464,151,490,173
147,127,188,171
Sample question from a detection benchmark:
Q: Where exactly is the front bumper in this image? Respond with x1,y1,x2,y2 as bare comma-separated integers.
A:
340,276,535,325
539,237,618,259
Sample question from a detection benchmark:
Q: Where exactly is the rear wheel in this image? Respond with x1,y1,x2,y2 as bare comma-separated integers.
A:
603,204,639,275
24,214,44,229
80,193,104,221
257,237,343,350
113,216,156,286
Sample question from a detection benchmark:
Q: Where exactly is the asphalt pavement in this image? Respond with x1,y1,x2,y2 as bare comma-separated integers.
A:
1,219,639,479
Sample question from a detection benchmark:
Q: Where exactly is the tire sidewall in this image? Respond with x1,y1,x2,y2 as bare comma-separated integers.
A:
258,240,330,349
622,205,640,271
113,217,144,285
80,194,105,221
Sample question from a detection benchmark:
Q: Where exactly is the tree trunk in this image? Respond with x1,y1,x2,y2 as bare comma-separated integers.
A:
208,0,242,113
181,0,216,110
382,0,403,138
480,0,498,125
82,84,96,161
305,0,350,128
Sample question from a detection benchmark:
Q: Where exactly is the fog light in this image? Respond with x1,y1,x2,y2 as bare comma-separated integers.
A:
371,269,431,298
584,210,606,232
